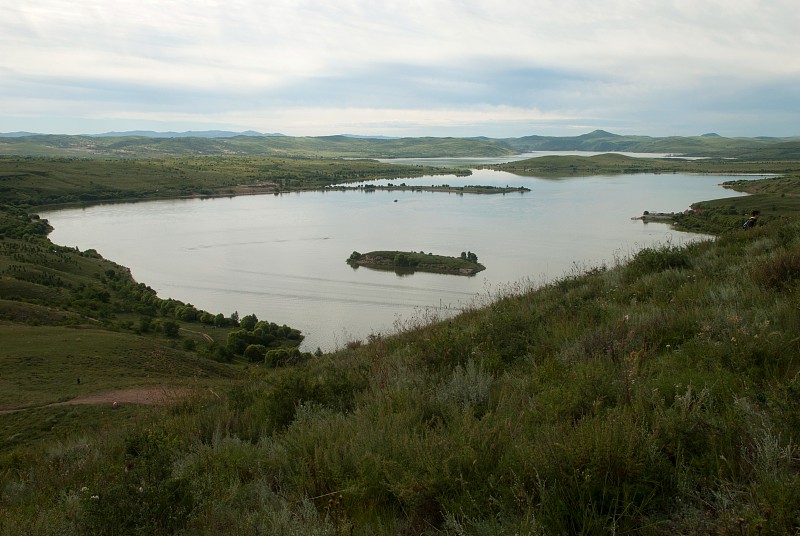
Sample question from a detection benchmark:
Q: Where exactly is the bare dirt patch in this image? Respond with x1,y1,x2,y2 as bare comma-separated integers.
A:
63,386,192,406
0,385,193,414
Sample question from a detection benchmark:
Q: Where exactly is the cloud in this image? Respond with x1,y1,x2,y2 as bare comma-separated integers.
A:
2,0,798,136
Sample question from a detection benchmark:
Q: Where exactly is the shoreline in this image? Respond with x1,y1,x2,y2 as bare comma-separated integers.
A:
33,183,530,213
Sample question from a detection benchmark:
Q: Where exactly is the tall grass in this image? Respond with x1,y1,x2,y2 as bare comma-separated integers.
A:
3,220,800,534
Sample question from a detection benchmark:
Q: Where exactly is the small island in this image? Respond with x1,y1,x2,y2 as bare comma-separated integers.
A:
347,250,486,276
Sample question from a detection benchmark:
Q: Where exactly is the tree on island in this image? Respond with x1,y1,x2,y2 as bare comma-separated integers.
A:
461,251,479,263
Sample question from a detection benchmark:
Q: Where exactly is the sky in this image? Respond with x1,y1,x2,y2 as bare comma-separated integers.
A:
2,0,799,138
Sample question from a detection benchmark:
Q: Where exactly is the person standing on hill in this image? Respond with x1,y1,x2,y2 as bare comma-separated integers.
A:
743,210,760,230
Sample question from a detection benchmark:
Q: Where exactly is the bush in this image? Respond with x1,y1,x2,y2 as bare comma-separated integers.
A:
81,429,195,535
752,247,800,290
244,344,267,362
624,244,690,281
265,347,306,368
162,319,180,338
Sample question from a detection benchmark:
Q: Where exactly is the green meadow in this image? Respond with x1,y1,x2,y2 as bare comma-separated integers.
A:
1,145,800,534
0,156,468,207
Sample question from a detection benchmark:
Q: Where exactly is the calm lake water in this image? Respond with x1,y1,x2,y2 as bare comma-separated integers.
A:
41,164,753,351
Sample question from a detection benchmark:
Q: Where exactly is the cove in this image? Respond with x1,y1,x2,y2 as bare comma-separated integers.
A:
40,169,752,351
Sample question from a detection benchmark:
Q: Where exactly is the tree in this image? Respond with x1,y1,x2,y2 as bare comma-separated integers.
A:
138,316,152,333
240,313,258,331
162,320,180,338
226,329,249,355
243,344,267,362
394,253,410,267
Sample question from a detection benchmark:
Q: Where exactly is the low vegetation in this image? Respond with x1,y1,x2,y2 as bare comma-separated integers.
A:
1,149,800,534
0,204,304,427
3,130,800,159
486,152,800,177
0,134,517,159
0,156,467,207
347,250,485,276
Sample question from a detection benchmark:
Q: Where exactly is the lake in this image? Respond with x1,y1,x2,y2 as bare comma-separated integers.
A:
41,165,753,351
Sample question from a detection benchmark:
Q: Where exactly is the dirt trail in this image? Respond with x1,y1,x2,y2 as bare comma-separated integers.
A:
0,386,192,415
179,327,214,342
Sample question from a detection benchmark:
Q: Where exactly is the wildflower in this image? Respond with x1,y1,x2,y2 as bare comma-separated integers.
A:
90,495,99,500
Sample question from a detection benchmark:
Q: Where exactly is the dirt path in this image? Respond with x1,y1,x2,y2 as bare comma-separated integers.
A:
0,386,193,415
179,327,214,343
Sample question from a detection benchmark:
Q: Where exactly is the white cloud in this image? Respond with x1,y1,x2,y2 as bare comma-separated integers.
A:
2,0,799,135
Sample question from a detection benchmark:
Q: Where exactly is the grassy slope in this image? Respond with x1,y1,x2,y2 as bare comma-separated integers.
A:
4,131,800,159
0,135,518,158
0,324,233,409
0,208,242,454
501,130,800,158
1,155,800,534
0,156,467,207
488,152,800,177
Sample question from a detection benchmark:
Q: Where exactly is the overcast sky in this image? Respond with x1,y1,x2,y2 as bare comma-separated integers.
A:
3,0,798,137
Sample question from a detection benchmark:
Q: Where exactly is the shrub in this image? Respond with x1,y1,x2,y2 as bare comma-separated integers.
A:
162,319,180,338
244,344,268,362
624,244,690,281
81,429,195,535
752,247,800,290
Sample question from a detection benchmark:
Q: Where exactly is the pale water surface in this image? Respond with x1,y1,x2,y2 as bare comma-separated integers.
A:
41,168,752,351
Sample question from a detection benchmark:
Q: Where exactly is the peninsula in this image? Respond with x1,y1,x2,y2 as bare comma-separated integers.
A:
327,183,530,195
347,250,485,276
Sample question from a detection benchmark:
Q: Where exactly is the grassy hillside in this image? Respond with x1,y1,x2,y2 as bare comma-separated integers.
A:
0,134,517,159
487,152,800,177
0,204,306,451
1,180,800,533
3,130,800,159
0,156,467,207
669,175,800,234
501,130,800,159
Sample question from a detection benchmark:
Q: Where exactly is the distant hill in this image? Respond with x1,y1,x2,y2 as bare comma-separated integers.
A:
500,130,800,159
0,131,42,137
1,130,799,159
91,130,286,138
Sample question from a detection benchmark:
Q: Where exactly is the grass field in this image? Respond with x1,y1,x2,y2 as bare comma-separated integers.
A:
0,156,467,207
3,131,800,159
486,152,800,177
0,324,236,409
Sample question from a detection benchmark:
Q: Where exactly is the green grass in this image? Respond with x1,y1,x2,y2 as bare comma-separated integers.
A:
487,152,800,177
0,156,468,207
0,324,235,409
4,131,800,159
666,174,800,234
347,250,485,275
0,134,517,159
